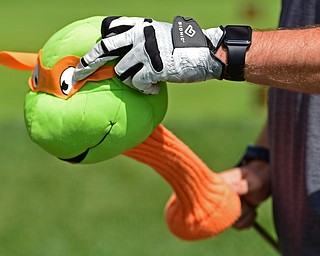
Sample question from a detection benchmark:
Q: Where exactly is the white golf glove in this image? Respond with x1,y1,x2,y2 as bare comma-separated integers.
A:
74,16,225,94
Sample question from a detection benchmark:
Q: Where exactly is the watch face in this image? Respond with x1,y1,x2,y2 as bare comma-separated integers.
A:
225,26,252,45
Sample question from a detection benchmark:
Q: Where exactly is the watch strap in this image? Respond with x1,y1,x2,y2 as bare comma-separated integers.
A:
224,45,247,81
237,145,270,167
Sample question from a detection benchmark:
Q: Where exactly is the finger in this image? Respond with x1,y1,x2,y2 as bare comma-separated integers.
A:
234,179,249,196
233,201,257,230
101,31,135,54
74,55,111,81
240,166,270,206
117,62,143,87
102,16,148,38
114,45,142,77
114,47,156,89
101,16,123,38
74,41,112,81
131,67,161,94
116,24,163,73
219,168,249,195
74,33,133,81
116,59,160,95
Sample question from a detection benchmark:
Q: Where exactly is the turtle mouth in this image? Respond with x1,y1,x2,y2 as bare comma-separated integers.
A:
60,121,116,163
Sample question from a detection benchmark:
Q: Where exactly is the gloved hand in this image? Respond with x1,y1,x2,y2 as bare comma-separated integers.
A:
74,16,225,94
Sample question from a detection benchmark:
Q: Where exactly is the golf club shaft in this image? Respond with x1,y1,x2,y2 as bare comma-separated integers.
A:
253,221,280,253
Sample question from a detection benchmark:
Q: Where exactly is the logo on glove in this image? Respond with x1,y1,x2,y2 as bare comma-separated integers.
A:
177,22,196,43
185,25,196,37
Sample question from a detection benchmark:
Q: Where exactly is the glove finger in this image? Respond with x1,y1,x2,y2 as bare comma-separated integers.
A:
74,32,134,81
74,42,113,80
131,68,161,94
114,25,164,74
102,16,148,38
120,68,161,95
101,16,127,38
74,55,111,81
116,53,160,94
116,62,144,84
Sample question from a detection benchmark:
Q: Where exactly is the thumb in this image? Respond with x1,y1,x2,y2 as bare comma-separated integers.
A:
219,168,249,195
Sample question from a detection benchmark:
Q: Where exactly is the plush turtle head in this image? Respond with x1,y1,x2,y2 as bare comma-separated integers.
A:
17,16,167,163
0,17,243,241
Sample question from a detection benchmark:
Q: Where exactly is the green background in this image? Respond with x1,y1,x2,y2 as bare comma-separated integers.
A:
0,0,280,255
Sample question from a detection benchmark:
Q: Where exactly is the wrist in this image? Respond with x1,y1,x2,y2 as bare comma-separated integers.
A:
216,33,256,80
221,25,252,81
215,46,227,66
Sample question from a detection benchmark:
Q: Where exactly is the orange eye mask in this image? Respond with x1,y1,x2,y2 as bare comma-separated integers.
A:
0,50,116,99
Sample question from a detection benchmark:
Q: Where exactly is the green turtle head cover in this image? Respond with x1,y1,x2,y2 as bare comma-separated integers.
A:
24,16,168,164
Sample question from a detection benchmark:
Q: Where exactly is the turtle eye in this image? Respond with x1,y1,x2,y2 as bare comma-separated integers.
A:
32,64,39,89
60,66,76,95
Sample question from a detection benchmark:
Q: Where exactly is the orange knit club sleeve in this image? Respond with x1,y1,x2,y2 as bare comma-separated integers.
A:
124,125,241,241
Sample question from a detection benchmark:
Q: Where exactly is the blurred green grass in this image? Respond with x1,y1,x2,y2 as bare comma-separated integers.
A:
0,0,280,255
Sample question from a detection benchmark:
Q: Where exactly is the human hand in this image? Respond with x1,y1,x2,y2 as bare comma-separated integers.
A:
219,160,270,229
74,16,225,94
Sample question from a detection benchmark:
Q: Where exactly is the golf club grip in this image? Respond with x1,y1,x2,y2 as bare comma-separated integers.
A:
253,221,280,253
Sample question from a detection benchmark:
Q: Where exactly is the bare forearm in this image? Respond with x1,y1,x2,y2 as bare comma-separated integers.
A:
217,26,320,94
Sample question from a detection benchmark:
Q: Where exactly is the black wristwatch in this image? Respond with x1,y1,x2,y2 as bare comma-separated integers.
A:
237,145,270,167
223,25,252,81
